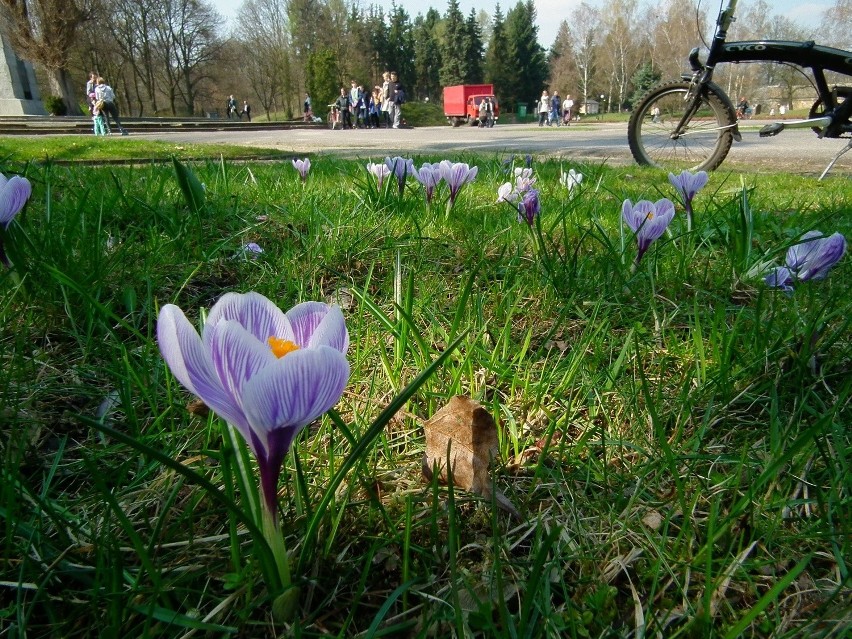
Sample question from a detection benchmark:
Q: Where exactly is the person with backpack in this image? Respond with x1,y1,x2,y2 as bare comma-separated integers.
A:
227,95,238,119
391,73,405,129
94,77,128,135
549,91,561,126
538,91,549,126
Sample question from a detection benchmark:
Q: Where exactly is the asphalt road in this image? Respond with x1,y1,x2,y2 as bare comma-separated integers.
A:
135,121,851,176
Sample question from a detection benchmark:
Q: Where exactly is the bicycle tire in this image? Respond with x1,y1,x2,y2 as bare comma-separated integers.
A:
628,81,736,172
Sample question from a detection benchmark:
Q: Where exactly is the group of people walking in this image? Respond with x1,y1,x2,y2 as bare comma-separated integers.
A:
85,72,128,136
320,71,406,130
226,95,251,121
537,90,575,127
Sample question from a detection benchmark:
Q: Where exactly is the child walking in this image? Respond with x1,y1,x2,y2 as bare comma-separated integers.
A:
91,96,110,136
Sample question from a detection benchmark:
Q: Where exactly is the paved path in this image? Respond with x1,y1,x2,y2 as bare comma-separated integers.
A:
135,122,850,175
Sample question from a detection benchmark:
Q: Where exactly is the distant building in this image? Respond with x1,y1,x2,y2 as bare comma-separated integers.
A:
580,99,600,115
0,32,45,115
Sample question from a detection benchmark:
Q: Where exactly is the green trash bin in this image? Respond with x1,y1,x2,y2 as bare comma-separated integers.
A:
517,104,527,119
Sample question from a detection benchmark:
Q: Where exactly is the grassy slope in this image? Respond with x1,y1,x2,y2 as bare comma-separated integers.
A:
0,152,849,637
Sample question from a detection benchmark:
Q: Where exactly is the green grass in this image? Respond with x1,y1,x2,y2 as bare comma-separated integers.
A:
0,138,289,163
0,149,849,638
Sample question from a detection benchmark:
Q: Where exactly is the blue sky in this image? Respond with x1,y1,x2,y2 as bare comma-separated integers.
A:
213,0,831,50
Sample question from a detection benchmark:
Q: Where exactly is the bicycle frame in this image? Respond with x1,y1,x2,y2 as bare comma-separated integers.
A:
684,0,852,138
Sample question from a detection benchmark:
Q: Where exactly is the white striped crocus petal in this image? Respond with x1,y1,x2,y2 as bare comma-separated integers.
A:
385,156,414,194
764,266,794,293
786,231,846,282
412,162,442,203
367,162,391,190
158,292,349,515
439,160,478,204
622,198,676,262
0,173,32,228
668,170,708,202
292,158,311,181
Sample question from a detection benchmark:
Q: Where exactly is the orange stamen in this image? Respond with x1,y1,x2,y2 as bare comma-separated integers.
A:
268,337,300,358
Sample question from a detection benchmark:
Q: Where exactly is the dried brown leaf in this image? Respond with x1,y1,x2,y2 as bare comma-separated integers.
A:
422,395,520,518
187,398,210,417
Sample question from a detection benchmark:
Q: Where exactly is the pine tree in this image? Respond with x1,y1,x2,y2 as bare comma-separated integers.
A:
463,9,484,83
484,4,513,108
413,9,442,101
365,5,389,81
306,47,340,116
439,0,468,86
504,1,547,111
628,61,661,107
387,6,414,89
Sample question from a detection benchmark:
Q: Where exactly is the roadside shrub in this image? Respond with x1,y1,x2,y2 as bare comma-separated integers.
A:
402,100,445,126
44,95,67,116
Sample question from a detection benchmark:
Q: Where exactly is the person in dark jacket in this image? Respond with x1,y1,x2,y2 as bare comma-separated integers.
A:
335,88,352,129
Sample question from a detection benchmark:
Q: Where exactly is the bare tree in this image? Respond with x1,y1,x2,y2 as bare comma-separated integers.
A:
645,0,706,82
566,2,601,110
149,0,223,115
106,0,161,115
547,21,576,95
0,0,98,113
236,0,293,118
598,0,640,112
74,0,161,116
819,0,851,50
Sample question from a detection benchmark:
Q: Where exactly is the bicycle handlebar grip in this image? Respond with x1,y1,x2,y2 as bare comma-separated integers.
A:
759,123,785,137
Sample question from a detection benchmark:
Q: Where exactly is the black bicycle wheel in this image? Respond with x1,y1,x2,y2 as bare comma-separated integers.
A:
628,81,736,172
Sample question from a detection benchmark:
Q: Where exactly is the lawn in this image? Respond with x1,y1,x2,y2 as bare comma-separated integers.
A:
0,148,849,638
0,137,289,163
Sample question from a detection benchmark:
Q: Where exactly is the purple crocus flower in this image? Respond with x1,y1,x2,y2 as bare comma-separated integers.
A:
0,172,32,268
786,231,846,281
384,156,414,196
517,188,541,226
0,172,32,229
622,198,676,264
439,160,478,207
765,231,846,292
367,162,391,190
763,266,794,293
497,169,537,205
243,242,263,256
668,170,708,231
292,158,311,182
513,168,537,193
412,162,442,204
157,292,350,518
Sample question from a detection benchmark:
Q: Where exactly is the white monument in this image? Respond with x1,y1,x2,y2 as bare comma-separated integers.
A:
0,33,45,115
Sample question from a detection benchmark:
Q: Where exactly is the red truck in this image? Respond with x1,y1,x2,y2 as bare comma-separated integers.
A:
443,84,499,127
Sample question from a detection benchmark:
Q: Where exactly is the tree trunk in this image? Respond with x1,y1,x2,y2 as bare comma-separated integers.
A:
48,68,82,115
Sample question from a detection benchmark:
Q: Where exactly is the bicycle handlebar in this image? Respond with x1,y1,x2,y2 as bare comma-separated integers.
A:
717,0,739,30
